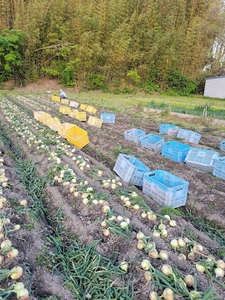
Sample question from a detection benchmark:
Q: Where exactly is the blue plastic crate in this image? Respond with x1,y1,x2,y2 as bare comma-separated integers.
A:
162,141,191,163
140,134,164,153
100,113,115,123
220,141,225,151
142,170,189,208
213,157,225,180
177,128,201,144
113,153,150,186
159,124,179,137
124,128,145,145
185,147,220,173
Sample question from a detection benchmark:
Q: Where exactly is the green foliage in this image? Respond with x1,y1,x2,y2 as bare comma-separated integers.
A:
0,29,26,84
161,206,182,217
166,69,197,96
126,69,141,85
86,73,107,90
143,81,160,93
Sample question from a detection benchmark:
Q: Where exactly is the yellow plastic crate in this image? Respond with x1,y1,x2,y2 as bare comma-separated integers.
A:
59,106,71,115
38,113,52,124
61,99,69,105
51,96,60,102
79,104,88,111
45,117,61,129
58,123,75,138
65,126,89,149
86,105,97,114
50,120,62,132
87,116,102,128
76,111,87,122
69,109,79,118
33,111,45,121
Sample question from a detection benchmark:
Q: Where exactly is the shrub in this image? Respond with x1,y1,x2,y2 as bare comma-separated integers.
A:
86,73,107,90
166,69,197,96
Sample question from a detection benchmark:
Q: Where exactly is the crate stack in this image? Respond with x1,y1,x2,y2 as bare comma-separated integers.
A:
113,153,189,208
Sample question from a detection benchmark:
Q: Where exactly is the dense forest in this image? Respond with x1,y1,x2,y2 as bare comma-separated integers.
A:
0,0,225,94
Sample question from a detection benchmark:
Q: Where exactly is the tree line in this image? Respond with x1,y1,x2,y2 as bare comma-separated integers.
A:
0,0,224,95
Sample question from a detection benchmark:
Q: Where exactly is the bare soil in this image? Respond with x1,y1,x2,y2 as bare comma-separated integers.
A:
0,80,225,299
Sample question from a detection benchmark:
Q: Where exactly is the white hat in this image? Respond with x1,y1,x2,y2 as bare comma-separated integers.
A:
59,89,62,92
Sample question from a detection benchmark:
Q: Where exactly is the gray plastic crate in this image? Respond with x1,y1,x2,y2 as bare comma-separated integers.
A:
185,148,220,173
212,157,225,180
124,128,145,145
177,129,201,144
140,134,164,153
113,153,150,186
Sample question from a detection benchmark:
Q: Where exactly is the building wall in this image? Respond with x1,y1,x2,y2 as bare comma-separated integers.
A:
204,76,225,99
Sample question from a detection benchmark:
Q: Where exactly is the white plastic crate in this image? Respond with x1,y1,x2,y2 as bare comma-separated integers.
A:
177,128,201,144
113,154,150,186
212,157,225,180
185,148,220,173
142,170,189,208
124,128,145,145
162,141,191,163
100,113,115,123
140,134,164,153
220,141,225,151
69,101,80,108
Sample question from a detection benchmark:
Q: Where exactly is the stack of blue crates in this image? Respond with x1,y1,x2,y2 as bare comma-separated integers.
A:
162,141,191,163
142,170,189,208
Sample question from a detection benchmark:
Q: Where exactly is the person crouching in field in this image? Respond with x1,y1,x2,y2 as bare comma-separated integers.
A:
59,89,67,100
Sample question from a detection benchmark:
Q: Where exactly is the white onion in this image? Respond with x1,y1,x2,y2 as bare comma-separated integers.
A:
149,291,158,300
120,261,128,272
120,221,128,230
159,250,169,260
16,288,29,300
141,259,151,270
184,274,194,287
136,231,145,240
144,271,152,281
192,244,203,253
178,253,186,260
178,238,186,248
196,262,205,273
161,229,168,238
214,267,225,278
161,264,173,276
1,239,12,250
162,287,174,300
216,260,225,270
170,239,178,250
10,266,23,280
137,240,145,250
148,249,159,259
7,248,19,258
169,220,177,227
103,229,110,236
